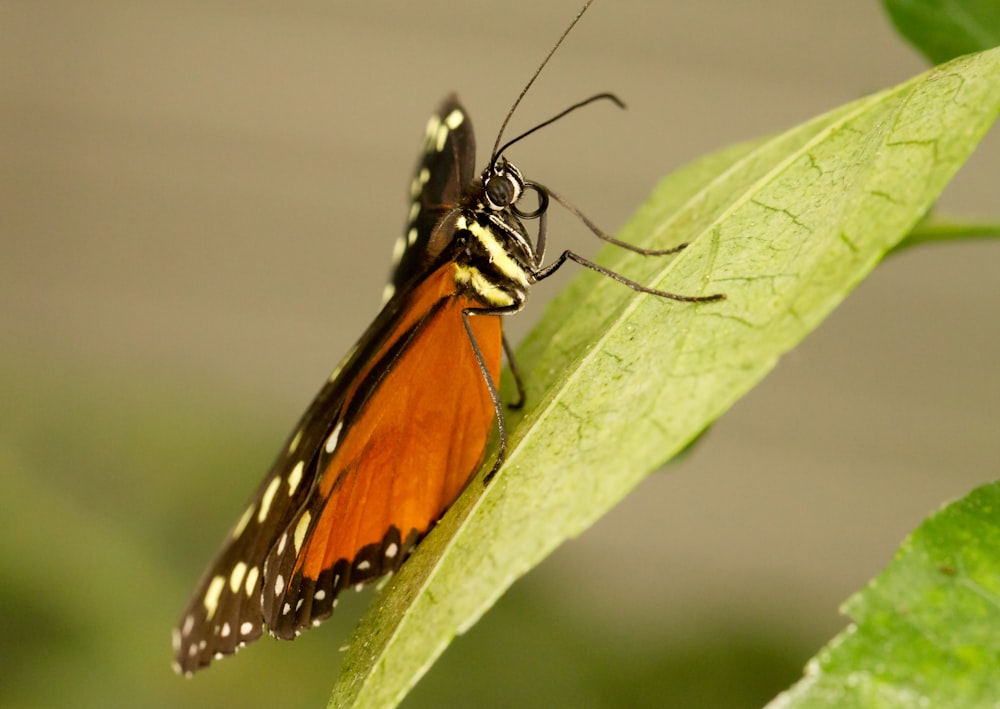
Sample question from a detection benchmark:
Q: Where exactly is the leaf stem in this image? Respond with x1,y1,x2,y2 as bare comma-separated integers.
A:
890,215,1000,254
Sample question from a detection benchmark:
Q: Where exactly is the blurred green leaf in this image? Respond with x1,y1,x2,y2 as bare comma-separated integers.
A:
884,0,1000,64
330,49,1000,709
769,479,1000,707
408,586,810,709
0,357,339,708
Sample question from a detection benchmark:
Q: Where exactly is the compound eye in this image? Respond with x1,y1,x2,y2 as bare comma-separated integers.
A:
484,173,518,210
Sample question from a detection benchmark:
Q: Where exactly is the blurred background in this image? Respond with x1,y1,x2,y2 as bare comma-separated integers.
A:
2,1,997,707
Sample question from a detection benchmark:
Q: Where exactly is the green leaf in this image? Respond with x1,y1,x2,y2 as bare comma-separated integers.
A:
884,0,1000,64
768,479,1000,707
330,48,1000,708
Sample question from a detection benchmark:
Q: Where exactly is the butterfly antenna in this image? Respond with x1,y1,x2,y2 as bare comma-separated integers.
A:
490,0,596,164
492,92,624,162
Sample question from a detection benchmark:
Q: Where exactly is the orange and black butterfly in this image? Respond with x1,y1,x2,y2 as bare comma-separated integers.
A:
172,10,723,680
172,92,720,675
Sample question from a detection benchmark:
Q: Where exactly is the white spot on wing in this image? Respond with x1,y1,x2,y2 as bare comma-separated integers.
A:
357,560,371,571
240,621,254,636
203,576,226,621
296,598,304,611
283,602,291,616
324,421,343,454
288,429,302,454
287,460,304,496
244,566,259,597
232,504,254,539
435,123,448,151
275,574,285,596
392,234,407,263
276,532,287,555
221,622,231,637
294,511,312,553
385,542,398,559
381,283,396,305
257,476,281,523
424,115,441,142
407,227,418,246
315,589,326,601
229,562,247,593
444,109,464,130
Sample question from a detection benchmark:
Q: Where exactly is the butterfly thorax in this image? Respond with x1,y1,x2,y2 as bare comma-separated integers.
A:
449,160,538,310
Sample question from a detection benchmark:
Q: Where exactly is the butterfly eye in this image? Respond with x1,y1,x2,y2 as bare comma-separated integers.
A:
483,158,527,212
484,172,520,211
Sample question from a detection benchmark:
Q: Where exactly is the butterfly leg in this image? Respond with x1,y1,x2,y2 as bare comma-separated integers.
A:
502,334,526,410
533,250,725,303
462,305,522,484
540,186,693,256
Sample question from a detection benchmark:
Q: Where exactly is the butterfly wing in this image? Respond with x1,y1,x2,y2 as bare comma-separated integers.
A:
173,96,500,675
260,264,500,637
390,94,477,296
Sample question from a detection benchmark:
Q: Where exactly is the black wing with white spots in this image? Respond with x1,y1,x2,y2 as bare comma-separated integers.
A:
172,97,475,676
388,94,476,299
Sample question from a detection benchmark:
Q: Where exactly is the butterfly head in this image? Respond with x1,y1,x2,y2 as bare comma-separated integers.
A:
482,157,549,225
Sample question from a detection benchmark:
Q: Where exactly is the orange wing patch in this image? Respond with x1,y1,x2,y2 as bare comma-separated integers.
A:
260,263,501,637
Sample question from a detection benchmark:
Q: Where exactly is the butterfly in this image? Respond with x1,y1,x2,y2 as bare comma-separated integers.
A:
172,7,724,680
172,92,721,676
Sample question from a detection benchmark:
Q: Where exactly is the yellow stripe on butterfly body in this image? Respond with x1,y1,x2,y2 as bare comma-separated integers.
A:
453,263,517,308
455,213,531,289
